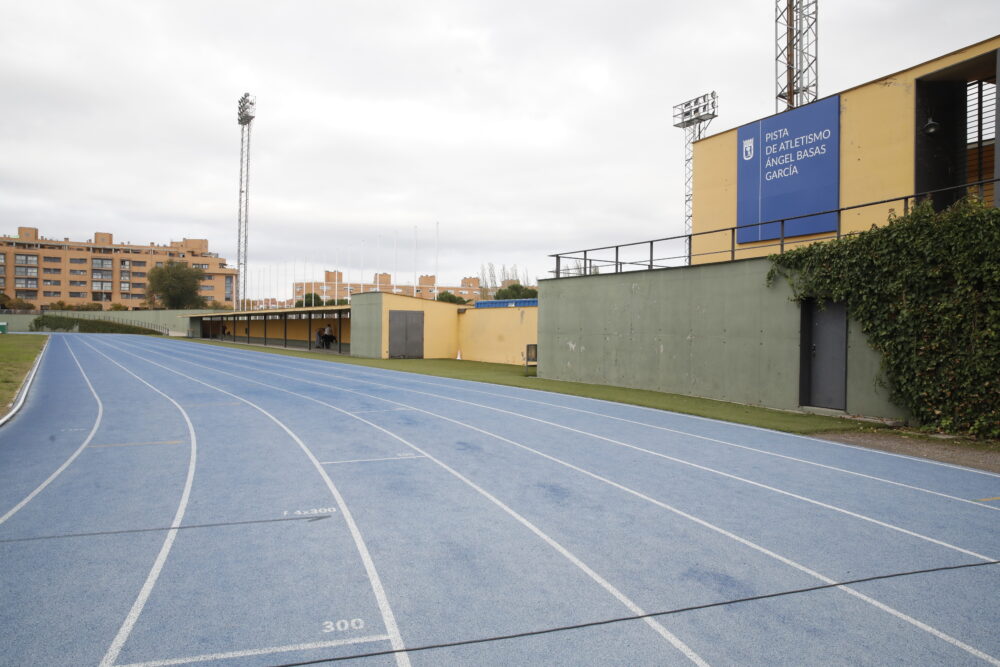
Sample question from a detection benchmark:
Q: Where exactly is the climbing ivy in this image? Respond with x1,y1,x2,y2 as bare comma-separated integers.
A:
768,198,1000,438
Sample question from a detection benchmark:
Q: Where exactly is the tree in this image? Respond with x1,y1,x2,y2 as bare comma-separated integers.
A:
0,292,13,309
479,262,531,299
295,292,323,307
436,291,467,304
325,298,349,306
9,297,36,311
494,283,537,300
109,303,128,311
146,262,206,309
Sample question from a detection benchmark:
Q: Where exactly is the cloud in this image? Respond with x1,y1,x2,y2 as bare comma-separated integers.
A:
1,0,997,288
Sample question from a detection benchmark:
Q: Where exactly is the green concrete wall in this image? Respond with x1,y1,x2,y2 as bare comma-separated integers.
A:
538,257,907,422
0,309,204,334
348,293,383,359
0,314,45,332
846,321,909,420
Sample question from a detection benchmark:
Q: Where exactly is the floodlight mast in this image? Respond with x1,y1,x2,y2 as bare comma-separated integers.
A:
673,91,718,265
776,0,818,113
236,92,256,311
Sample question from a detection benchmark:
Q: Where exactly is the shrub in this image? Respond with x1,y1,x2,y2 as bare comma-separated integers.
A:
30,315,163,336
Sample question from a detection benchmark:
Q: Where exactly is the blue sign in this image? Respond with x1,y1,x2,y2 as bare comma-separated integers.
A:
737,96,840,243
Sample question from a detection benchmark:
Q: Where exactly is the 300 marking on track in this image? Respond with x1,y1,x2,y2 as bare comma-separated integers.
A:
323,618,365,633
283,507,338,516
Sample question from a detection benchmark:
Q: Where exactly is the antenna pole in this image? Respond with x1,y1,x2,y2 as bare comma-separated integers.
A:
775,0,818,113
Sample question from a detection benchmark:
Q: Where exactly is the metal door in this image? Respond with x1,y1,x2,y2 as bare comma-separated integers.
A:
800,300,847,410
388,310,424,359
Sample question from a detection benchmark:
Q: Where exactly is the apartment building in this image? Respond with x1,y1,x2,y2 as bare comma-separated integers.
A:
1,227,237,310
293,271,487,303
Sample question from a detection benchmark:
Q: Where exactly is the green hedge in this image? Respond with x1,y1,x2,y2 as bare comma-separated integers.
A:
29,315,163,336
768,198,999,438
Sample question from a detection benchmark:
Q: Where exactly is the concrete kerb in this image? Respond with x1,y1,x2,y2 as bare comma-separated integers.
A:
0,335,50,427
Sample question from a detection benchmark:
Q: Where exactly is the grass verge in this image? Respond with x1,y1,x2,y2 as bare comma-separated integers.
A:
0,335,48,417
189,339,875,435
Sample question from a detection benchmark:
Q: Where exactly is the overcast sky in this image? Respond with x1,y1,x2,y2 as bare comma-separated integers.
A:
2,2,997,293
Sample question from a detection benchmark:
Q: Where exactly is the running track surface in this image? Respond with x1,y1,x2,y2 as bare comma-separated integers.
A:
1,333,998,666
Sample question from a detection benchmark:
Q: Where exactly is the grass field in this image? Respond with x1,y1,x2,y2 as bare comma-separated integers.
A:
192,339,875,435
0,335,47,416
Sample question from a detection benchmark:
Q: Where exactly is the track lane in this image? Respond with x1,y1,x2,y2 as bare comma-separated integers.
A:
148,339,1000,561
1,336,193,666
108,339,709,666
119,340,1000,667
82,337,408,667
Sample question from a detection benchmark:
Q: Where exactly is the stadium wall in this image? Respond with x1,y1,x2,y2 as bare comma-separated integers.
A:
538,258,907,421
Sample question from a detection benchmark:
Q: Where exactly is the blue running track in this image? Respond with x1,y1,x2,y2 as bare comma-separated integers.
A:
1,334,998,666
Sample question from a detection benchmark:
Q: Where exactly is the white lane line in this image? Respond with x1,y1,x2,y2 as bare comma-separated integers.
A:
0,334,49,427
81,341,199,667
173,339,1000,493
124,338,1000,664
0,338,101,525
355,367,1000,479
351,407,416,415
328,373,1000,512
145,342,997,563
420,404,998,562
114,634,391,667
322,455,428,465
117,339,708,666
96,340,412,667
209,339,1000,480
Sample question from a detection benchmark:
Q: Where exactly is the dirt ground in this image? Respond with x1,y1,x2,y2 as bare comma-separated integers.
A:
815,430,1000,474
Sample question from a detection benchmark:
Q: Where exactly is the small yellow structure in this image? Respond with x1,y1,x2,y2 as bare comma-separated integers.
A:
189,293,538,366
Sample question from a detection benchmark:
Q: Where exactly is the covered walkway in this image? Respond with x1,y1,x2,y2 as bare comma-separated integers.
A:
190,305,352,355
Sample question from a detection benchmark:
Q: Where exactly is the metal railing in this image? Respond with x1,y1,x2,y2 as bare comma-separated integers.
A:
550,178,997,278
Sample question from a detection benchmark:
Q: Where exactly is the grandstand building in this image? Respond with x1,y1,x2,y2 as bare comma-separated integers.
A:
0,226,237,310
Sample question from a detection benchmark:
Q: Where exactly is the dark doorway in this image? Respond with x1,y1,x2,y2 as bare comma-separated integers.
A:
388,310,424,359
800,299,847,410
914,48,999,210
915,79,967,210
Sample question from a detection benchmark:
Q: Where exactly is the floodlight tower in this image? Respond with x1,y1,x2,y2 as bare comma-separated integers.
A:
236,92,256,311
673,91,718,264
776,0,818,113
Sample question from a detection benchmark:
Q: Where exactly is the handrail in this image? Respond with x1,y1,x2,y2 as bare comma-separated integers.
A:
550,178,997,277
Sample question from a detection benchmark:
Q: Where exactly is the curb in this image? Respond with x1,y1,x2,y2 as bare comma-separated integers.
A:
0,335,50,428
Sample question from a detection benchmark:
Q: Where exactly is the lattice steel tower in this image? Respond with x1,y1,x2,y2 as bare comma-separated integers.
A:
776,0,818,113
236,92,256,311
673,91,718,263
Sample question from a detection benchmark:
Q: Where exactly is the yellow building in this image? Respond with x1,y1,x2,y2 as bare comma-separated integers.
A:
691,36,998,263
1,226,237,310
190,292,538,365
